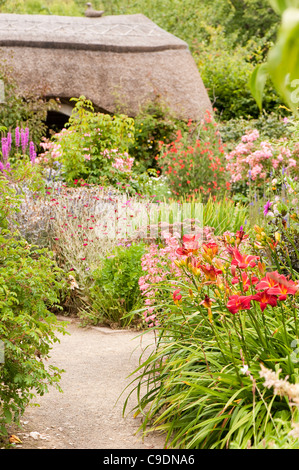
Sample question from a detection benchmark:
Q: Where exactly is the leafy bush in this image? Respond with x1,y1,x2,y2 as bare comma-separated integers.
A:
218,113,292,152
0,176,68,438
87,242,146,327
250,0,299,114
128,98,188,174
158,111,228,200
197,25,281,121
38,96,135,187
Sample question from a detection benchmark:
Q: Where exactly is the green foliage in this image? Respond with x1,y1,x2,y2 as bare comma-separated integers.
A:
87,242,146,327
0,0,84,15
129,98,188,174
218,112,291,152
0,175,20,230
0,176,68,437
205,0,279,45
46,96,135,186
251,1,299,113
197,25,281,120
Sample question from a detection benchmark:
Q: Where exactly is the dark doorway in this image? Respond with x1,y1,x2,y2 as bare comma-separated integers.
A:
45,110,70,138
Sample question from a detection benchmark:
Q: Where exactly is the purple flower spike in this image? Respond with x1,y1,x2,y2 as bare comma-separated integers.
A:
21,127,29,154
7,132,12,153
1,137,8,160
29,141,36,163
263,200,272,216
15,127,20,148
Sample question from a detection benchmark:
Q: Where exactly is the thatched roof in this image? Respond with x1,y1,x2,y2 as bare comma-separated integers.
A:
0,13,212,119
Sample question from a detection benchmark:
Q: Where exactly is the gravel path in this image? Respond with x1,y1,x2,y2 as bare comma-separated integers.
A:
10,317,166,449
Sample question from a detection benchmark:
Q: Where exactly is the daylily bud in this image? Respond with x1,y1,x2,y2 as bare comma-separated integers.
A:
257,261,266,275
261,231,267,240
254,225,262,233
202,253,213,264
174,259,186,268
214,259,223,270
214,288,221,298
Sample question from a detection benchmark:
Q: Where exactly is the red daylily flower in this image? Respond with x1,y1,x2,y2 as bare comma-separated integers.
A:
231,271,259,292
231,248,260,269
173,289,182,303
255,271,280,291
235,226,249,246
200,295,215,323
267,273,298,300
252,291,278,312
226,294,255,314
201,242,219,258
199,264,222,281
200,294,215,309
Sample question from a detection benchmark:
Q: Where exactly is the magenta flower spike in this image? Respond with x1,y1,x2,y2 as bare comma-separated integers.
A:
15,127,20,148
29,141,36,163
1,137,8,160
21,127,29,154
7,132,12,153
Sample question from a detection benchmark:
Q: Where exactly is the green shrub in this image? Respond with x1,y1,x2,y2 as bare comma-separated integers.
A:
128,98,188,174
218,112,292,152
40,96,135,187
197,26,281,121
0,176,68,438
87,242,146,328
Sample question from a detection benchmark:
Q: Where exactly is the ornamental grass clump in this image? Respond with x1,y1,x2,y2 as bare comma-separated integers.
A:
124,223,299,449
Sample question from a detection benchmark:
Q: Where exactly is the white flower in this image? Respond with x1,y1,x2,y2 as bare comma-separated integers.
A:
240,365,249,374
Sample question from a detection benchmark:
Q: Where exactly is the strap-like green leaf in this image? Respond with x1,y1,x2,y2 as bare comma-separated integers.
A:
268,0,299,15
267,7,299,112
250,63,269,110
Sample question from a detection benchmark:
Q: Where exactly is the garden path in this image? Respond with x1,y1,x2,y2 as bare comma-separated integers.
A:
10,317,165,449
